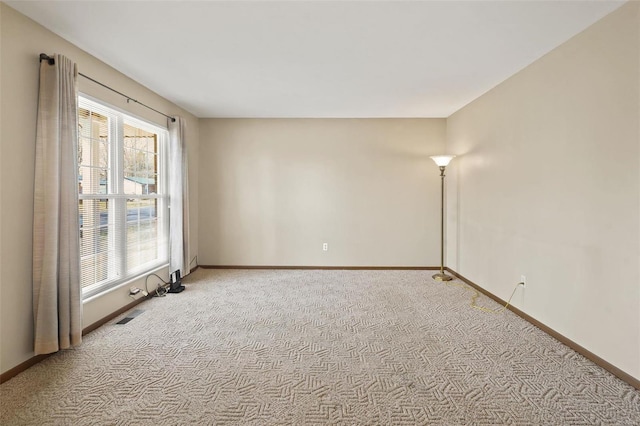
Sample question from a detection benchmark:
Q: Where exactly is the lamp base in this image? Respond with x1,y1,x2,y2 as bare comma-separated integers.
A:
432,273,454,282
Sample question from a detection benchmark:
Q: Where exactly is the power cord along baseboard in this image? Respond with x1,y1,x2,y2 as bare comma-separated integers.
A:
145,273,170,297
445,280,525,314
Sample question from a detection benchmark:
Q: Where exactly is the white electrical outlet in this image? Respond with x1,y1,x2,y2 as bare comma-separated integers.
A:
520,275,526,287
322,243,328,251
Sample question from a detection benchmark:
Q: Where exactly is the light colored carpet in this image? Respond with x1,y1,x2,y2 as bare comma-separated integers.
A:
1,269,639,425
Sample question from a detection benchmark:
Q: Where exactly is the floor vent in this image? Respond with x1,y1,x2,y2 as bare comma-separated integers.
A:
115,309,144,325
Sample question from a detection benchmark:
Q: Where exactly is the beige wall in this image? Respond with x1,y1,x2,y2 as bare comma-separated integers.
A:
199,118,446,266
0,3,199,374
446,2,640,379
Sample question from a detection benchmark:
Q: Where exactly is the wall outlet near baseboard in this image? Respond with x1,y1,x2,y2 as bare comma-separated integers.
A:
520,275,526,287
322,242,328,251
129,287,147,298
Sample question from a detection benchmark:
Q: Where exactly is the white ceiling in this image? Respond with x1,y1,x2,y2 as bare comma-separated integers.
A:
7,0,625,118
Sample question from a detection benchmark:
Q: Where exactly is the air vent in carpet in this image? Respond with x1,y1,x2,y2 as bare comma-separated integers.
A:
115,309,144,325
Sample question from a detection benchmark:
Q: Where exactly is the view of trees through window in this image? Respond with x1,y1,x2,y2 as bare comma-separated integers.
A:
78,98,168,298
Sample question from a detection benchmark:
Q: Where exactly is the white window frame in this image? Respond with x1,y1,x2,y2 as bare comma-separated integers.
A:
79,95,169,300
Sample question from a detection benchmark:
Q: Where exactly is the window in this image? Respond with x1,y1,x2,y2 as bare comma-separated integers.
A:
78,96,169,299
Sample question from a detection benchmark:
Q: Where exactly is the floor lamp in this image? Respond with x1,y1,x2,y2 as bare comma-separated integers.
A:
430,155,455,281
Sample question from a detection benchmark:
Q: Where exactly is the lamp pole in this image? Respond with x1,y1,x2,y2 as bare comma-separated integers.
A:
430,155,455,281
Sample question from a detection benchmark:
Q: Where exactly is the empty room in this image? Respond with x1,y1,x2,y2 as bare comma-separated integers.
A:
1,0,639,424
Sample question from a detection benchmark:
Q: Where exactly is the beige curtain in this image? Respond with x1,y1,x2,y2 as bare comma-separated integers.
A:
33,54,82,354
168,117,190,275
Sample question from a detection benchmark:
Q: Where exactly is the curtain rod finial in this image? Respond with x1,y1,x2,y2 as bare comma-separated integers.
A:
39,53,54,65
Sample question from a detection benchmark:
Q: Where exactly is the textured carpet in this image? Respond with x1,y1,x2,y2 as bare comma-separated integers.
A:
1,269,639,425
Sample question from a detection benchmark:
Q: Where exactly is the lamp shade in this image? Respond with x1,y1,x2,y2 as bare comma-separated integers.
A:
430,155,455,167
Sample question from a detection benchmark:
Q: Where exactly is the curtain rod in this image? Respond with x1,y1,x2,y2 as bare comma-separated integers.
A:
39,53,176,123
